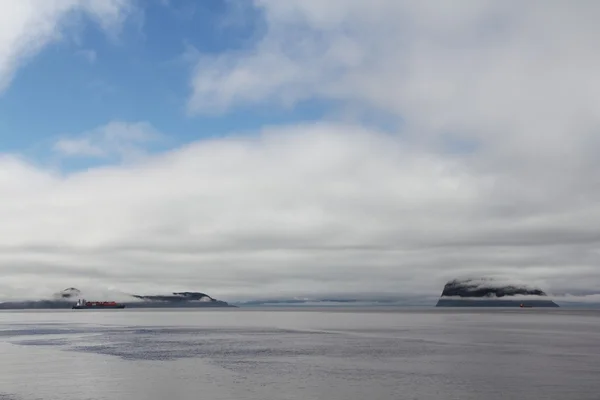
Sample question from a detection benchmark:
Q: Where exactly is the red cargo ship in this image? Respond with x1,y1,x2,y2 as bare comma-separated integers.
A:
72,298,125,309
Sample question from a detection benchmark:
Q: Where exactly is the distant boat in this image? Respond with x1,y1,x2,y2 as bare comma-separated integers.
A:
519,303,533,308
72,299,125,309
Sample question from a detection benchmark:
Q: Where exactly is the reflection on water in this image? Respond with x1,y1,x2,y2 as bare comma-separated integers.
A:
0,308,599,400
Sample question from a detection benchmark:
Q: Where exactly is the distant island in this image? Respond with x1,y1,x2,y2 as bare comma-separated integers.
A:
0,288,235,309
435,278,559,307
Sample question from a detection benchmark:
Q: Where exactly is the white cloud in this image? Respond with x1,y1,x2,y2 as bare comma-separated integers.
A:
53,121,162,161
188,1,600,160
0,0,133,92
2,121,600,302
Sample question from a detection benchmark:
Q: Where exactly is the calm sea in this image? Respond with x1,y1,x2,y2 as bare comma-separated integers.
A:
0,308,598,400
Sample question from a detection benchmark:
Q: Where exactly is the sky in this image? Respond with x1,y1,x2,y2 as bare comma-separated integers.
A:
1,0,600,303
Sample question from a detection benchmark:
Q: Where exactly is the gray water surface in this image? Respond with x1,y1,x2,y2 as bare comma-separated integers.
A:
0,308,598,399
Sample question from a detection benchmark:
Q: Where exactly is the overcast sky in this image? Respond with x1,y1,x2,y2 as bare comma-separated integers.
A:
1,0,599,302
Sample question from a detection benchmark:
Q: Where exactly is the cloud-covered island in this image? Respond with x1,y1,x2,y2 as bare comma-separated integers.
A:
436,278,559,307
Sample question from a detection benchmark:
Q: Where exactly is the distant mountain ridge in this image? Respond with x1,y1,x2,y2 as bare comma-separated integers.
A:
132,292,215,302
0,288,234,309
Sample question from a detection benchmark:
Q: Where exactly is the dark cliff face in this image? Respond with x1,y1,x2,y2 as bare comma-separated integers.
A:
441,278,547,298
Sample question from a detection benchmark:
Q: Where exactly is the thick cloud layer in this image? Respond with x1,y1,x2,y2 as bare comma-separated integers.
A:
1,121,599,302
1,1,600,302
0,123,478,300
